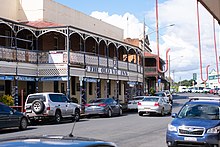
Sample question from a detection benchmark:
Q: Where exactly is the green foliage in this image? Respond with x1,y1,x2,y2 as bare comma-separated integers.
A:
178,79,194,87
149,87,156,95
0,95,14,106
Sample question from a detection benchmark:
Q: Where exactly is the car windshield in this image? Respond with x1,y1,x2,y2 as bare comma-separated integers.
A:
154,92,165,97
178,103,220,120
143,97,159,102
131,97,144,101
88,99,106,103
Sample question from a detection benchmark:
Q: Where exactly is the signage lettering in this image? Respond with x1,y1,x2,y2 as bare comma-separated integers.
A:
86,66,129,76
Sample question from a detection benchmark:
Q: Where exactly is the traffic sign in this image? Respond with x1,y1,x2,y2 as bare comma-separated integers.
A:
193,73,197,80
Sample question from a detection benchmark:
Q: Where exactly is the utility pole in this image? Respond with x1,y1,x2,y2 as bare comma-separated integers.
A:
142,18,146,95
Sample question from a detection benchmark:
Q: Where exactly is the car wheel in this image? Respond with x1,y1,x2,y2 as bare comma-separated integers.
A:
161,108,165,116
139,112,143,116
19,117,28,130
54,111,62,123
73,109,80,122
32,100,45,114
107,109,112,117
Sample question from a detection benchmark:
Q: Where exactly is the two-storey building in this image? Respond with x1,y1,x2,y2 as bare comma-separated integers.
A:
144,52,169,93
0,0,146,106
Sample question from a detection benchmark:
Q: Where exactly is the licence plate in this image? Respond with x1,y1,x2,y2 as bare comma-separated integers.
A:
184,137,197,141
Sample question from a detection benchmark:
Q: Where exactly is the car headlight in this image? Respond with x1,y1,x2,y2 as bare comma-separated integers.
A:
207,126,220,134
168,124,177,132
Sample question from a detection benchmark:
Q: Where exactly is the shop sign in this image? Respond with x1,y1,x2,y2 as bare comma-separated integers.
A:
40,76,68,81
86,66,129,76
127,81,138,85
0,76,14,80
84,78,97,83
17,76,35,81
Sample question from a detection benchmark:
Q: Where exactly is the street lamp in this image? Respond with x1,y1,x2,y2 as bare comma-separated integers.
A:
146,24,175,36
169,55,183,79
168,55,183,89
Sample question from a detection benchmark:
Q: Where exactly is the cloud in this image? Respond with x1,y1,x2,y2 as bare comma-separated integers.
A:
146,0,216,82
90,0,218,82
90,11,146,39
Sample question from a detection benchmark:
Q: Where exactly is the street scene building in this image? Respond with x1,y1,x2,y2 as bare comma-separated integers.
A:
0,0,152,106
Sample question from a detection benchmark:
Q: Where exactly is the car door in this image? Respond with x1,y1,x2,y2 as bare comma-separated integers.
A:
49,94,67,117
0,104,9,128
1,104,18,128
109,98,119,115
161,98,170,113
58,94,68,117
62,95,74,117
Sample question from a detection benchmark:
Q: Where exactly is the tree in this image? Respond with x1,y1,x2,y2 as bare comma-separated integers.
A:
178,79,194,87
149,87,156,95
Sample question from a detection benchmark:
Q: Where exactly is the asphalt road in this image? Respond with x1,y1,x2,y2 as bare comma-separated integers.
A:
0,93,216,147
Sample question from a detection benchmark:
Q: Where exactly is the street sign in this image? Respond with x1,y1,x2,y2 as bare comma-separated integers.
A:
193,73,197,80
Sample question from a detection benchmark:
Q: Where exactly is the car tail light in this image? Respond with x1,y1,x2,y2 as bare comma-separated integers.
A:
47,107,50,110
138,102,142,105
85,104,90,107
99,103,106,107
23,109,26,112
154,102,160,106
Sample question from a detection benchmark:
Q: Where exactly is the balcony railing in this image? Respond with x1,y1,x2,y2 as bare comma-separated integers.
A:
145,67,157,74
0,46,39,63
0,47,143,73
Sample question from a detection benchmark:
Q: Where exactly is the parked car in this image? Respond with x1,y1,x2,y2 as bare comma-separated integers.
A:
203,87,211,93
191,87,204,93
0,135,117,147
166,97,220,147
84,98,122,118
213,88,220,95
137,96,172,116
209,89,215,94
127,96,144,110
187,87,193,93
154,91,172,103
163,90,173,103
24,93,81,124
0,102,28,130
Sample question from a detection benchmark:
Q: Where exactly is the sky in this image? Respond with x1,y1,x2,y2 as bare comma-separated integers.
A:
55,0,219,83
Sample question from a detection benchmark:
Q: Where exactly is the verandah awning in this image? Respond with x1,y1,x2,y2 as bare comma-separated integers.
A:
199,0,220,23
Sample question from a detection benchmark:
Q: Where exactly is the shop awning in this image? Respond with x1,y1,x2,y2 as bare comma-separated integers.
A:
199,0,220,23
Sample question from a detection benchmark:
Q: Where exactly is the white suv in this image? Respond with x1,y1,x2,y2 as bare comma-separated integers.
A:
24,93,81,124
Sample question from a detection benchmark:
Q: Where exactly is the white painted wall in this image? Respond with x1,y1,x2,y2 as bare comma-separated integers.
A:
0,0,18,20
0,0,123,41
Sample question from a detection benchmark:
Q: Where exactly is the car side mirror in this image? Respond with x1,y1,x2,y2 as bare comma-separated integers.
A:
171,113,177,118
10,110,14,115
68,99,73,103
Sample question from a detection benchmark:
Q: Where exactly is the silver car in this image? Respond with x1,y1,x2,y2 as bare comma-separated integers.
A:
85,98,122,118
138,96,172,116
127,96,144,110
25,93,81,124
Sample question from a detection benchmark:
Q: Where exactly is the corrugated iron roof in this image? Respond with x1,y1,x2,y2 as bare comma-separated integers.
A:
21,21,63,28
199,0,220,23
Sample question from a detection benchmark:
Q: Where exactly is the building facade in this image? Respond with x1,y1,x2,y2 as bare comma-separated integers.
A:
144,52,169,93
0,0,145,106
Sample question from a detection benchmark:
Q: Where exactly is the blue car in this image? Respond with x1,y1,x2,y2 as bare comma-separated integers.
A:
166,97,220,147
